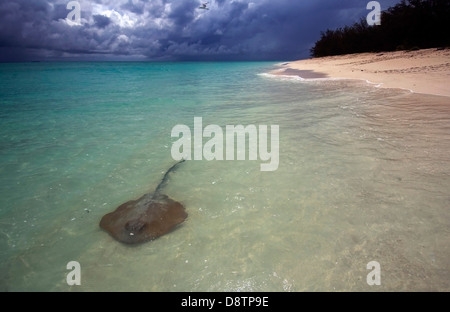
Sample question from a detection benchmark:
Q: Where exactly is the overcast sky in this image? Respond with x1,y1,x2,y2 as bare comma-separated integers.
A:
0,0,401,61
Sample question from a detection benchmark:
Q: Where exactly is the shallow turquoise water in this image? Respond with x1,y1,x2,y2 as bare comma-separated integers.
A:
0,62,449,291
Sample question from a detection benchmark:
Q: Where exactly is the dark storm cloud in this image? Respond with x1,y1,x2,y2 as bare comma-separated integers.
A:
120,0,145,14
0,0,402,61
93,14,111,28
51,3,71,20
168,0,198,26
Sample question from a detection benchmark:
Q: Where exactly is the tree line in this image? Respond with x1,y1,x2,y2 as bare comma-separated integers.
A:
310,0,450,57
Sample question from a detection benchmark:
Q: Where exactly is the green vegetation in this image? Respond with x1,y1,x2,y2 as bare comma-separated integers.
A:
310,0,450,57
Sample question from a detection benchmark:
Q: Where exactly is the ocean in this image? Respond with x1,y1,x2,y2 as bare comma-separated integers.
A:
0,62,449,291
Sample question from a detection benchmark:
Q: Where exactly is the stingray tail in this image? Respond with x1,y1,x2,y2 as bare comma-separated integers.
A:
154,159,186,195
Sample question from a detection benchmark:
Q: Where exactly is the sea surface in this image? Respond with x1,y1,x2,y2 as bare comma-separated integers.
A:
0,62,449,291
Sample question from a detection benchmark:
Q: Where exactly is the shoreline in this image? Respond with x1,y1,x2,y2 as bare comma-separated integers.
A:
272,48,450,97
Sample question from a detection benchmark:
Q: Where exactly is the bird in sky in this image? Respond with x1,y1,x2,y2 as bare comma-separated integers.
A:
199,2,209,10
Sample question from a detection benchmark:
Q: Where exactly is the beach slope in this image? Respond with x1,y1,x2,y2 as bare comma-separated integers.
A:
276,48,450,97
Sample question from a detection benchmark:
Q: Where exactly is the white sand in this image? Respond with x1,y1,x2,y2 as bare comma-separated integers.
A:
275,48,450,97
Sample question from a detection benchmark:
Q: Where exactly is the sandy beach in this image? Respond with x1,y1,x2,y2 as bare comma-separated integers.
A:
275,48,450,97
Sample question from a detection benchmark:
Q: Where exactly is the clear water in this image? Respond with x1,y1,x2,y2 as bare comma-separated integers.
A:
0,62,449,291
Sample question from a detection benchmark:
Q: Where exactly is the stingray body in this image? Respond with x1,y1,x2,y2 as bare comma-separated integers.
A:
100,160,187,244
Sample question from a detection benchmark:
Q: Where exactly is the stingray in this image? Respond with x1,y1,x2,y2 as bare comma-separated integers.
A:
100,160,187,244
